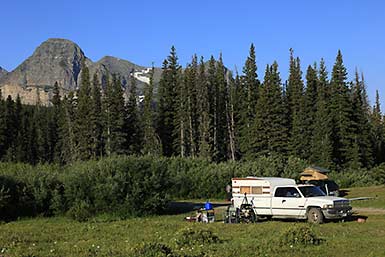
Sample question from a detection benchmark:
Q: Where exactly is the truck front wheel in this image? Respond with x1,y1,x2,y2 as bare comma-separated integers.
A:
307,208,324,224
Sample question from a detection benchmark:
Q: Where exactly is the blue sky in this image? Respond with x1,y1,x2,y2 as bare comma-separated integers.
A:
1,0,384,109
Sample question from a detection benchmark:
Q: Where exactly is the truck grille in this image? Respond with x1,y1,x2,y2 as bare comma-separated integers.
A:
334,200,350,209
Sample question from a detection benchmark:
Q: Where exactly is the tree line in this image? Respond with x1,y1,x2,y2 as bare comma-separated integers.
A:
0,45,384,170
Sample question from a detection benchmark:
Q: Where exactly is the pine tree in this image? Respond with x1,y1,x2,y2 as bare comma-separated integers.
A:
33,98,47,163
142,66,161,155
206,56,218,160
371,90,385,164
57,93,77,164
90,74,104,158
185,55,199,157
197,57,212,159
3,95,17,161
175,63,189,157
27,107,39,164
310,59,333,167
50,81,61,162
124,73,142,154
226,72,238,161
214,54,229,162
103,74,126,155
351,70,373,167
13,95,24,162
302,64,318,159
238,44,259,158
0,90,6,159
252,62,288,156
75,63,93,160
329,50,356,168
157,46,181,156
286,49,306,158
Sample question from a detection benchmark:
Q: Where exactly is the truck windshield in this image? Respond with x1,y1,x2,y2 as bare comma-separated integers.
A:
299,186,326,197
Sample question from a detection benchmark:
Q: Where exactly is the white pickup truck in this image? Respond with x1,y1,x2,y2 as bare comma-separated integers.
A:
231,177,352,223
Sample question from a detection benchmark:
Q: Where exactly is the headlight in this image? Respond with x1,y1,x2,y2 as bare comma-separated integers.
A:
323,204,334,209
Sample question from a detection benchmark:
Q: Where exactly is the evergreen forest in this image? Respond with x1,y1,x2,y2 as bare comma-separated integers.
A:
1,46,384,171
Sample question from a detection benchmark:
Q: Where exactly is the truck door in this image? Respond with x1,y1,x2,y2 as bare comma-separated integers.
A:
271,187,306,217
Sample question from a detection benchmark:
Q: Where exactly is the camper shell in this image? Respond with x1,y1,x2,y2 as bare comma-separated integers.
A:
231,177,351,223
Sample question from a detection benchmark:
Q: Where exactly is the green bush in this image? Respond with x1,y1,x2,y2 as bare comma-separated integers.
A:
370,164,385,184
67,200,93,222
280,224,321,246
175,227,221,246
131,242,174,257
0,155,384,220
0,156,171,220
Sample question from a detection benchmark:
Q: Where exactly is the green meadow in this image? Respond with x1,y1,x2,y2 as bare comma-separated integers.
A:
0,186,384,257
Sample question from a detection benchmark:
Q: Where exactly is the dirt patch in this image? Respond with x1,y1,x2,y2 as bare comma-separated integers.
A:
353,207,385,215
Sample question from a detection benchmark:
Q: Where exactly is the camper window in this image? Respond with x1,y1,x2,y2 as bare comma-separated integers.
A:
251,186,263,194
240,186,251,194
240,186,263,195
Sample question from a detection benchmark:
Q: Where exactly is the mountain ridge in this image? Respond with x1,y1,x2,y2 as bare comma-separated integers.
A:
0,67,7,79
0,38,161,105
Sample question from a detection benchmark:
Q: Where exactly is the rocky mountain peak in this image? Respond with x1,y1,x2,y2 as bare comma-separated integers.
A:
0,38,88,91
0,38,162,105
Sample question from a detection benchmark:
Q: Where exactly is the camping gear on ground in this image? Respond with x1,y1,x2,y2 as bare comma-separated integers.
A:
184,201,215,223
204,201,213,210
196,208,215,223
225,193,256,224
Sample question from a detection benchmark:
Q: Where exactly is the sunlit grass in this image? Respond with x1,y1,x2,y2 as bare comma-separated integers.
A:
0,186,384,256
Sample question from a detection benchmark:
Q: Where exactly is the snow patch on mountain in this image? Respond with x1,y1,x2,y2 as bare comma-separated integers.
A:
133,68,151,84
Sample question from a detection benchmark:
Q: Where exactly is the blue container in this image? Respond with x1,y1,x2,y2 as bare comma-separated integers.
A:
204,201,213,210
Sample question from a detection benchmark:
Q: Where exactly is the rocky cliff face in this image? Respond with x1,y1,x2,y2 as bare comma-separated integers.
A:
0,38,161,105
0,38,88,91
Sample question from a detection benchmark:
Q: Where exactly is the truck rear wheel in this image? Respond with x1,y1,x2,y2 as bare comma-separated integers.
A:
307,208,324,224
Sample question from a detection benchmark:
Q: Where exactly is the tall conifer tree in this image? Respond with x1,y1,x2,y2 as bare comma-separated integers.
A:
90,74,104,158
310,59,333,167
238,44,259,158
371,91,385,164
197,57,212,159
351,70,373,167
103,75,126,155
124,73,142,154
157,46,181,156
76,63,93,160
142,66,161,155
57,93,77,164
329,50,356,168
286,49,306,158
252,62,288,156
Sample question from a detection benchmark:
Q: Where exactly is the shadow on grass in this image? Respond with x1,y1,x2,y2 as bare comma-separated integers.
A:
163,201,230,215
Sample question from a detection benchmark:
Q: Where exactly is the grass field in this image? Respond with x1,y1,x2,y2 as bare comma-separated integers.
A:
0,186,385,257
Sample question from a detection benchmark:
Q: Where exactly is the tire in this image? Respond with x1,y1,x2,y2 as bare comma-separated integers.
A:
307,208,324,224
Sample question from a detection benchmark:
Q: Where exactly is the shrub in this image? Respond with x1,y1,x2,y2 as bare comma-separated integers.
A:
67,200,93,222
370,164,385,184
1,155,384,220
175,227,221,246
279,224,321,246
131,242,174,257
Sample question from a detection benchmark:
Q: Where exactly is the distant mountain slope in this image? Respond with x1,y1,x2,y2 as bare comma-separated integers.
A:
0,67,7,79
0,38,161,105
